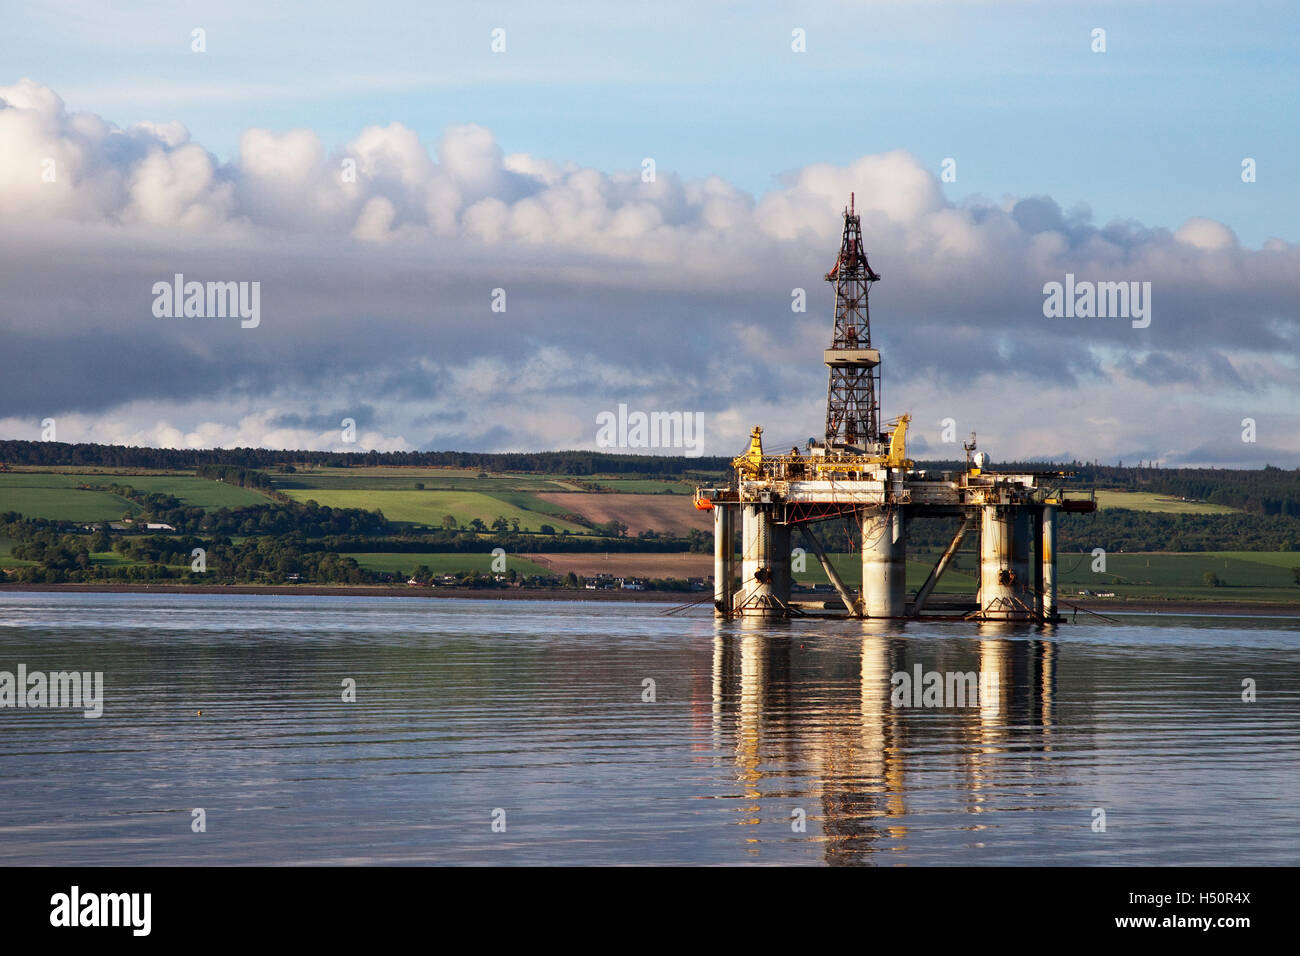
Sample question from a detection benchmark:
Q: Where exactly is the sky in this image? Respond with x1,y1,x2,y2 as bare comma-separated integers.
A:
0,0,1297,467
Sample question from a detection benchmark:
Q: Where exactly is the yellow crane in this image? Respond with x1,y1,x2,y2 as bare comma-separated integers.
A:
732,426,765,477
882,414,912,469
731,416,913,481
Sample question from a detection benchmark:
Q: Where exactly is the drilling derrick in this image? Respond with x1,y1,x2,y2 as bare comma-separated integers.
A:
823,192,882,452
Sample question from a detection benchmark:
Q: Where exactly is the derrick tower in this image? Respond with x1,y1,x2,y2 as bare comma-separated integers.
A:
823,192,882,451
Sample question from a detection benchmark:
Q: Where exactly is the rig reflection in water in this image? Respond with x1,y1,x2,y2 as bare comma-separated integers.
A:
707,621,1061,864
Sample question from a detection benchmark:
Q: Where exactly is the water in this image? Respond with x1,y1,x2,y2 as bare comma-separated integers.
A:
1,593,1297,865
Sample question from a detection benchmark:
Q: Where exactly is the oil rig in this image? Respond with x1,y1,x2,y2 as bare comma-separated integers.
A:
694,194,1094,622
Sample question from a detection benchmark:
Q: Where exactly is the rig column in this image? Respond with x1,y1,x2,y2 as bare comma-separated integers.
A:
980,505,1012,618
862,506,906,617
738,504,792,617
980,505,1035,620
741,505,768,608
1041,504,1057,622
713,505,735,616
739,505,784,616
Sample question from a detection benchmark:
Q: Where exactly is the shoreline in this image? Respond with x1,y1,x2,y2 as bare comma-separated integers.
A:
0,582,685,604
1,583,1298,617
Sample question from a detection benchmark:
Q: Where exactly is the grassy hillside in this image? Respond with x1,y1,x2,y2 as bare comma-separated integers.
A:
279,488,590,533
1058,551,1299,589
0,471,270,521
590,479,697,494
1094,490,1239,514
272,471,578,492
101,475,271,508
479,491,589,521
0,474,135,521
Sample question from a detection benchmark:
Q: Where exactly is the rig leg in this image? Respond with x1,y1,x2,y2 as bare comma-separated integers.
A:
738,505,791,618
1041,504,1057,622
713,505,735,616
979,505,1034,621
862,507,906,617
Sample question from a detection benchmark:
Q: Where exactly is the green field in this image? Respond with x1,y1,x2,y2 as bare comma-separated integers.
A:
0,474,135,521
1094,490,1239,514
0,471,268,520
592,479,696,494
272,473,575,492
87,550,137,567
104,475,270,508
342,552,551,576
1205,550,1300,568
1058,551,1298,588
286,467,479,478
281,489,589,532
481,491,590,522
1049,550,1300,603
1070,586,1300,603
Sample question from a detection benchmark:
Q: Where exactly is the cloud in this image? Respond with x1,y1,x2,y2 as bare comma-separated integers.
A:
1,78,1297,466
1175,217,1238,251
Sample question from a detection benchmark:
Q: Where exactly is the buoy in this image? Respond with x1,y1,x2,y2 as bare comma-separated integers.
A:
196,710,202,716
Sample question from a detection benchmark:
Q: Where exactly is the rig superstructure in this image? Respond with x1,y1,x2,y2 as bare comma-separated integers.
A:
695,195,1095,621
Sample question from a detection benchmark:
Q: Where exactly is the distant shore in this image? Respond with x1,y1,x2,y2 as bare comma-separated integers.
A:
0,582,685,604
1053,599,1298,618
2,582,1298,617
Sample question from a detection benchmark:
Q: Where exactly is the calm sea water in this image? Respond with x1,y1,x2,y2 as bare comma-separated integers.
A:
0,593,1297,866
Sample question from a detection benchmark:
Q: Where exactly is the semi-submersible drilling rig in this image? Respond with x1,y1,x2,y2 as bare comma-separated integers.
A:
694,195,1095,622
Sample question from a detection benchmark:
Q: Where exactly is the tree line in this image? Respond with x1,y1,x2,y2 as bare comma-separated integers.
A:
919,459,1300,517
0,440,731,477
102,483,389,537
